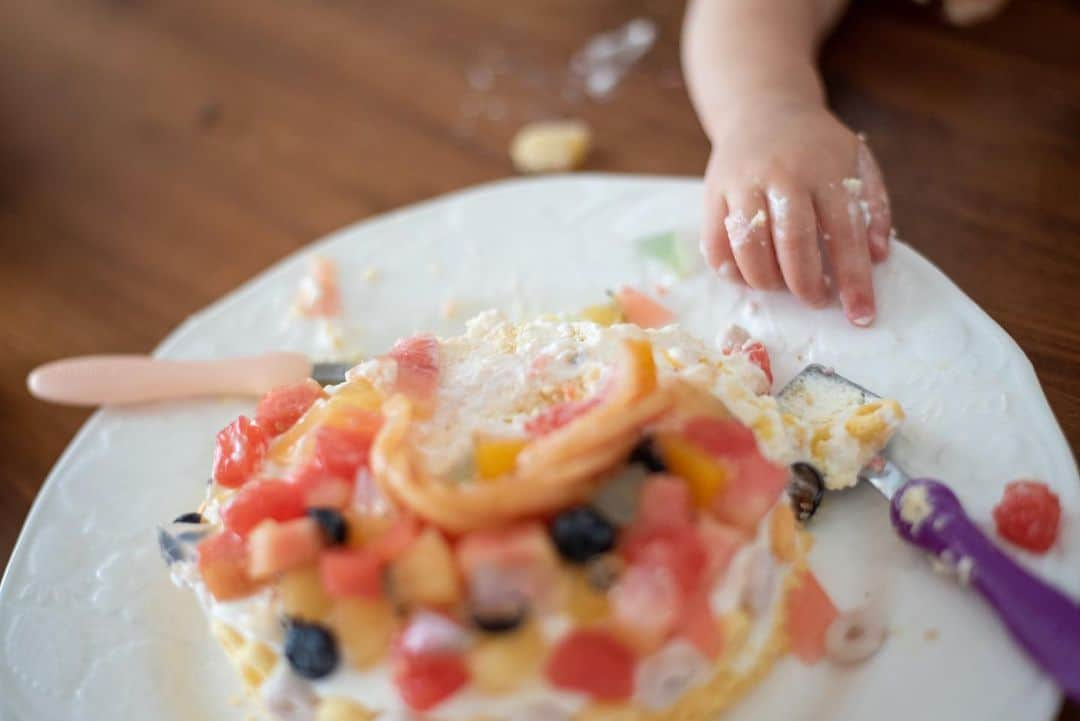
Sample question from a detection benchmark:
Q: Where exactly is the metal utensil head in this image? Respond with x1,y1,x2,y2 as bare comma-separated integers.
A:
311,362,352,386
777,364,910,500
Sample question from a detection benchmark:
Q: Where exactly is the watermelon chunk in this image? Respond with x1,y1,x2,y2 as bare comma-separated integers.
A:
222,480,307,537
545,629,636,701
709,451,789,533
786,568,838,664
320,549,384,599
393,649,469,712
678,588,725,658
389,335,440,403
636,474,694,531
255,379,326,436
697,516,747,584
683,417,758,458
212,416,268,489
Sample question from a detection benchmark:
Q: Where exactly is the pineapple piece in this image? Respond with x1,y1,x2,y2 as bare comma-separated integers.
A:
656,434,731,507
326,598,396,670
474,436,528,480
279,565,334,621
468,623,545,694
390,528,462,606
315,697,375,721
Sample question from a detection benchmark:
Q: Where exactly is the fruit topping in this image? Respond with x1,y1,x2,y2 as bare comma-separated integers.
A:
824,603,887,666
696,517,746,583
309,421,379,481
158,521,210,565
473,436,528,480
391,528,462,607
786,568,838,664
222,480,307,537
676,588,724,658
621,524,707,596
769,503,798,562
550,507,617,564
654,436,729,508
308,508,349,546
393,646,469,712
279,565,334,621
742,341,773,387
636,474,694,530
248,518,324,580
468,622,544,694
614,286,675,329
197,530,260,601
468,567,530,633
213,416,268,489
327,598,396,670
682,416,758,458
457,523,560,605
609,564,680,651
400,611,471,656
173,512,204,524
633,640,709,710
284,619,340,679
788,462,825,522
389,334,440,404
709,451,789,533
545,629,636,701
319,549,384,599
992,480,1061,554
256,379,326,436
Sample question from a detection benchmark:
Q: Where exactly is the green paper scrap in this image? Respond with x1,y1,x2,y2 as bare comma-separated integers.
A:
637,231,699,277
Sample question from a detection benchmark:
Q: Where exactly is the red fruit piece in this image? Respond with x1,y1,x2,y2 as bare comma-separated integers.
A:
222,480,307,537
255,379,326,436
213,416,268,488
697,516,747,583
367,514,422,563
390,335,440,403
678,588,725,658
197,531,260,601
615,286,675,329
311,422,379,480
524,396,602,436
622,525,707,596
786,568,838,664
742,341,773,388
683,417,758,458
320,549,384,599
545,629,636,701
709,451,789,533
248,518,324,580
636,474,694,531
394,651,469,712
610,564,680,650
993,480,1062,554
456,523,560,602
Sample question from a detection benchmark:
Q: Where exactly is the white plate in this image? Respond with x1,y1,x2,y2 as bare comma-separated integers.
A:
2,176,1077,721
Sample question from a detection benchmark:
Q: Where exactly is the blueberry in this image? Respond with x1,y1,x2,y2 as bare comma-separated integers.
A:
467,568,529,633
550,507,616,564
471,603,528,633
173,512,204,524
629,437,666,473
307,508,348,546
284,620,339,679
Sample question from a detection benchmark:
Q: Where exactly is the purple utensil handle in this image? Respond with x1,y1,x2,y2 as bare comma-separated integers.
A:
890,479,1080,701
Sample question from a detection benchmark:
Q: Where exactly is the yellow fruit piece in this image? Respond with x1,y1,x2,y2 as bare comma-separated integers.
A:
580,303,624,326
315,697,376,721
473,436,528,480
391,528,462,606
327,598,396,670
657,434,730,506
625,338,658,395
769,503,798,562
279,565,333,621
468,623,545,694
343,510,394,550
236,641,277,688
565,570,611,625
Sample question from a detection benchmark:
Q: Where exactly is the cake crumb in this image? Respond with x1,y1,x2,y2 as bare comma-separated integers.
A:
362,267,380,283
924,628,940,641
441,297,460,319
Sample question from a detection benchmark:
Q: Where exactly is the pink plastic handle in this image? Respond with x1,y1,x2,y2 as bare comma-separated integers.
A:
26,353,312,406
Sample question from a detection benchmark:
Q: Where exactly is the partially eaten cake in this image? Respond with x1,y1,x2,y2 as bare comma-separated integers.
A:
161,311,903,721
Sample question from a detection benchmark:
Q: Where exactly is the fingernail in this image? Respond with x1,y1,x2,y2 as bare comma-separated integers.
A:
850,312,875,327
842,293,875,327
717,261,740,281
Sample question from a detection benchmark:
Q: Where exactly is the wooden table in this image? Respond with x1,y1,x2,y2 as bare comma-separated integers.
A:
0,0,1076,716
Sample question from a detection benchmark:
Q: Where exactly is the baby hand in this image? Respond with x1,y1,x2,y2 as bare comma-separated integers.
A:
700,101,891,326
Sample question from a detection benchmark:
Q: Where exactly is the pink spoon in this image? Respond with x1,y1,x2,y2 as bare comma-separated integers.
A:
26,354,352,407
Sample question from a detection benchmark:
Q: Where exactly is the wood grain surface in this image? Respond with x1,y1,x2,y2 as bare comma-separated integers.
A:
0,0,1077,717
